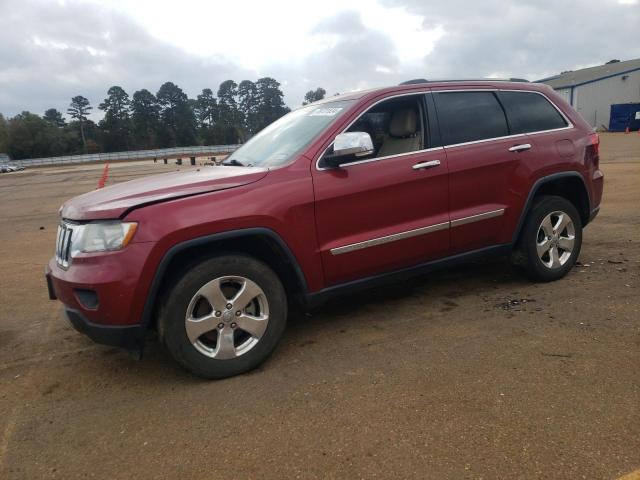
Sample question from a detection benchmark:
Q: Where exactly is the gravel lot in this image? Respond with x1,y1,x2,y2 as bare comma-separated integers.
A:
0,133,638,479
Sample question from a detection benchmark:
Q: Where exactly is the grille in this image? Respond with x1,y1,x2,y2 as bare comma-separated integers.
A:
55,223,74,268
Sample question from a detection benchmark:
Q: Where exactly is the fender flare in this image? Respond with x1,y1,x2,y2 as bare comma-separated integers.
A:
511,171,591,244
139,227,309,331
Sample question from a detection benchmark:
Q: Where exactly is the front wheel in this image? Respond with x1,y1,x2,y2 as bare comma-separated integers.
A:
159,254,287,379
516,195,583,282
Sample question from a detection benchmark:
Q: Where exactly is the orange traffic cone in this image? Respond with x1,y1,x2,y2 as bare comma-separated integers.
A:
625,126,630,133
97,163,109,189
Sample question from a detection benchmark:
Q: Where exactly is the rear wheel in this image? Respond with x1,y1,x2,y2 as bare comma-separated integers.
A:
516,195,582,282
159,254,287,379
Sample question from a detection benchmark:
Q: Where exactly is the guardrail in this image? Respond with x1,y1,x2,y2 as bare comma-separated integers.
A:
11,145,241,168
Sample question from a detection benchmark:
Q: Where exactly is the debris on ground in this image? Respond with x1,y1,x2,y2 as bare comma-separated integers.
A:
495,298,536,311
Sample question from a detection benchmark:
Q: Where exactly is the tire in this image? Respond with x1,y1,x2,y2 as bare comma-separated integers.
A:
516,195,583,282
159,254,287,379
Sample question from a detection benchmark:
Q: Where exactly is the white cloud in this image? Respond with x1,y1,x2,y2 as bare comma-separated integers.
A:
1,0,639,117
76,0,443,70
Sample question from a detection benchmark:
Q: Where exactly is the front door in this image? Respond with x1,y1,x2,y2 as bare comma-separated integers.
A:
312,93,450,286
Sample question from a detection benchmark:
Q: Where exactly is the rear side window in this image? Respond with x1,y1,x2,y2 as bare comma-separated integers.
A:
434,91,509,145
498,91,568,133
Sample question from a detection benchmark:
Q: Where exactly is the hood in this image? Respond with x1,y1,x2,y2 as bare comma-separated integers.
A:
61,166,269,220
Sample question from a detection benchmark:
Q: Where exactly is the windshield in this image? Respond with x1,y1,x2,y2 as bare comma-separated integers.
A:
224,100,354,168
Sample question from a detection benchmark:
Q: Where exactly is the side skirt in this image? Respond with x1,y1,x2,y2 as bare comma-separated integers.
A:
302,243,512,309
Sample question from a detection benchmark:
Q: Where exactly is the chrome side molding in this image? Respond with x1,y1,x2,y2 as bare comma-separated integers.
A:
330,222,449,255
330,208,506,255
450,208,505,227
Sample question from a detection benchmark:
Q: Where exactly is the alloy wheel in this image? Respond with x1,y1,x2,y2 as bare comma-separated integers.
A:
184,276,269,359
536,210,575,269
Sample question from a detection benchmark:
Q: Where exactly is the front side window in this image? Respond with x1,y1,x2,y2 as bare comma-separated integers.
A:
434,91,509,145
320,94,426,166
224,100,354,168
498,91,568,134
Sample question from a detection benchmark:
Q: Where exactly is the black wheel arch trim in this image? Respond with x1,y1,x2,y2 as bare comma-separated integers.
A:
139,227,309,334
511,171,591,244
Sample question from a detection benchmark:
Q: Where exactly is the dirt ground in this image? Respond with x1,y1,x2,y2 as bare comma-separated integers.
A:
0,133,638,479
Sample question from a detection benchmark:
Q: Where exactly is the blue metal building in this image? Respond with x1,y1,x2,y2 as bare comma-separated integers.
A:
539,58,640,130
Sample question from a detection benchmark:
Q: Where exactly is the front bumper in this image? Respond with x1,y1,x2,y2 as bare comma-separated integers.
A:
45,241,156,350
64,307,144,350
46,265,145,350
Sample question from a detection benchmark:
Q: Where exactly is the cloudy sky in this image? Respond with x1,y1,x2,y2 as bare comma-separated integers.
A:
1,0,639,119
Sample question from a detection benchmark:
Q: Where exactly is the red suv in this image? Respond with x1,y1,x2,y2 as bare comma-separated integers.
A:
46,80,604,378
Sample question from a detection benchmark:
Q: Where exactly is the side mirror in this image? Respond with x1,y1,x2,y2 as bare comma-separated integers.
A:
334,131,374,157
323,132,374,168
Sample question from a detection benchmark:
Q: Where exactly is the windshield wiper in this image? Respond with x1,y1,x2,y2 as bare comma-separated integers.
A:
221,158,244,166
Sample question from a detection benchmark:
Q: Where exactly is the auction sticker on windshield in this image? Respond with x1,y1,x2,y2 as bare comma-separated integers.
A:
309,107,343,116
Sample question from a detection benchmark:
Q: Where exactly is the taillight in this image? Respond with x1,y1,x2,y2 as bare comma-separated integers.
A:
586,132,600,169
589,132,600,155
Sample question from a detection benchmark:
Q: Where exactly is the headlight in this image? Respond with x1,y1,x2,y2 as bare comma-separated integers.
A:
70,221,137,257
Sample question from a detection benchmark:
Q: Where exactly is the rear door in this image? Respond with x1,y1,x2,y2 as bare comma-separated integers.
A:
497,89,573,174
433,89,536,253
312,92,450,286
496,89,574,233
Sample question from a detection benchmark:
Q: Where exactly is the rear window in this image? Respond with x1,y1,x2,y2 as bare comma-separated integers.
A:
498,91,568,133
434,91,508,145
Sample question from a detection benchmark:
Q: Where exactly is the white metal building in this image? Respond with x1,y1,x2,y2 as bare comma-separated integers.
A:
539,58,640,129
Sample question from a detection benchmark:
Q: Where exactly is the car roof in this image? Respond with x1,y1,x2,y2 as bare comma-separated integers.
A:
315,80,552,105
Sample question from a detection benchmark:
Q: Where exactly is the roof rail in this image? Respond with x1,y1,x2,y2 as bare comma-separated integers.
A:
399,78,529,85
399,79,429,85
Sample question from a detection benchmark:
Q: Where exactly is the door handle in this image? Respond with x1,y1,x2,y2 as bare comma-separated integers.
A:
508,143,532,152
412,160,441,170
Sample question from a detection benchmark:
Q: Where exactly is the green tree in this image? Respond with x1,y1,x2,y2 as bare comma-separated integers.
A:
43,108,66,128
0,114,8,154
67,95,92,153
131,89,160,149
3,76,294,157
65,118,99,155
99,86,131,151
217,80,240,128
238,80,259,135
194,88,222,145
194,88,218,128
7,112,74,159
156,82,196,147
302,87,326,105
254,77,289,132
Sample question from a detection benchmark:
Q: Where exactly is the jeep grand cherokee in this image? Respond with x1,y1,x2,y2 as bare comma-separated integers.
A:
46,80,603,378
